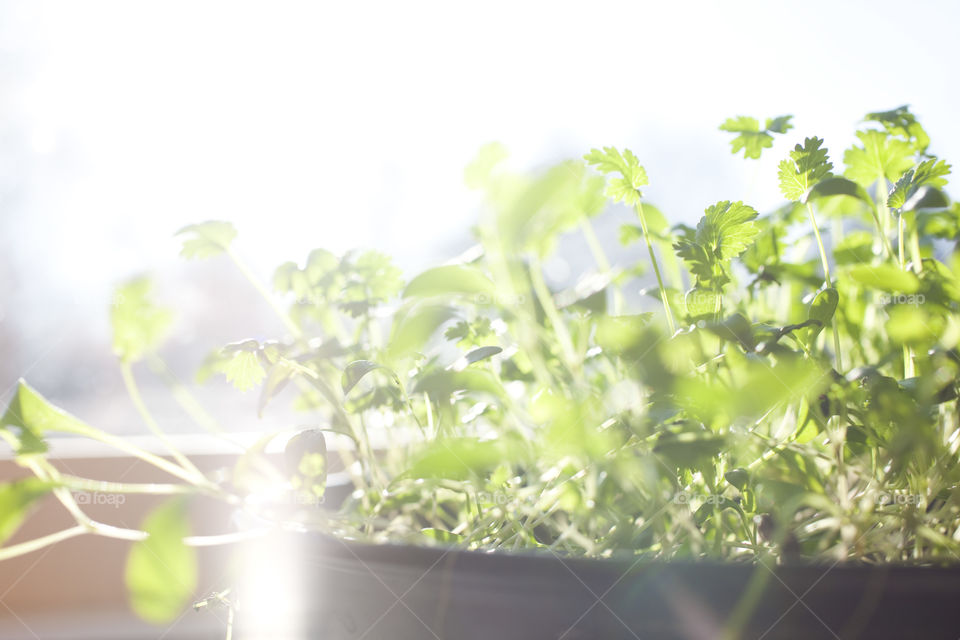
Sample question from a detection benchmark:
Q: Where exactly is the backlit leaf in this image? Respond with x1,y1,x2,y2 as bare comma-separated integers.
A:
175,221,237,260
125,498,197,624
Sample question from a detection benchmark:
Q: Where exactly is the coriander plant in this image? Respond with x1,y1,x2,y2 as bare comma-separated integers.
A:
2,106,959,627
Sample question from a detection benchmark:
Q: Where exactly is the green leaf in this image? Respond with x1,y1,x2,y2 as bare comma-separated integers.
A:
847,264,920,294
458,346,503,368
684,286,720,318
125,498,197,624
403,265,495,299
719,115,793,159
865,105,930,153
406,438,508,480
111,278,174,363
258,362,294,418
805,287,839,342
725,468,750,490
464,142,509,189
388,305,457,359
285,429,328,501
342,360,398,396
887,158,952,210
1,381,103,456
175,221,237,260
778,137,833,201
221,351,266,392
843,130,914,188
674,201,760,288
412,369,506,403
654,431,726,468
833,231,876,265
0,478,55,545
803,176,872,205
584,146,648,205
677,356,824,429
766,116,794,134
886,305,943,345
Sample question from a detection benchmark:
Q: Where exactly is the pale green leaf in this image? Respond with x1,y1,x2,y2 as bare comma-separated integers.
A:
843,130,914,188
125,498,197,623
719,115,793,159
111,278,174,363
0,478,55,545
778,137,833,201
403,265,495,299
175,221,237,260
221,351,266,392
584,146,648,204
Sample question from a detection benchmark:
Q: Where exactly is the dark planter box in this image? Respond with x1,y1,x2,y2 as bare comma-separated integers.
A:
238,531,960,640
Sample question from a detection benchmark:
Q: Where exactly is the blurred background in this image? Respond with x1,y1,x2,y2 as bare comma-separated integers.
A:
1,0,958,437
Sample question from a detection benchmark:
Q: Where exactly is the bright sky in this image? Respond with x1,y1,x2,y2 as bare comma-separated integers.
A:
2,0,959,371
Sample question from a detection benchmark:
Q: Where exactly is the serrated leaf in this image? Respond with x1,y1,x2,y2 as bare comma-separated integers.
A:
111,278,174,363
719,115,792,159
175,221,237,260
584,146,648,205
843,130,914,188
403,265,495,299
675,201,760,289
0,478,55,545
865,105,930,153
887,158,952,210
700,200,761,258
125,498,197,624
778,137,833,201
221,351,266,392
765,116,794,134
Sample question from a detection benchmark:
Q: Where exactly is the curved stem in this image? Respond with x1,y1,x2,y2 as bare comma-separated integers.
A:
529,254,579,368
121,362,204,481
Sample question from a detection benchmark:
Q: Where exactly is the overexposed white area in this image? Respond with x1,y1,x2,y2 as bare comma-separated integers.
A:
1,0,958,421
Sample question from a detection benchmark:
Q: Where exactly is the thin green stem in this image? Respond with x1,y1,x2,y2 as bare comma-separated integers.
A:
805,203,842,371
636,202,676,332
121,362,204,480
579,218,622,314
529,254,579,368
146,354,243,447
0,525,87,561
